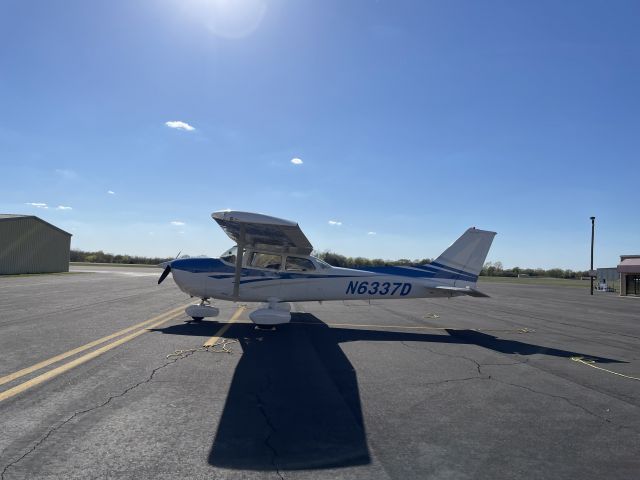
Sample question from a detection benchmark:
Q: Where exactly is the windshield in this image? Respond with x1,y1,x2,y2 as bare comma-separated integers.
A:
313,257,332,269
219,246,237,264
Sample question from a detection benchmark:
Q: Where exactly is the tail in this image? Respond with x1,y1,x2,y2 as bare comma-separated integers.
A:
431,227,496,288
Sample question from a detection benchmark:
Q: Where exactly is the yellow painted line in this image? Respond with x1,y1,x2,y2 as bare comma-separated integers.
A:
203,306,246,347
0,307,187,403
0,303,190,389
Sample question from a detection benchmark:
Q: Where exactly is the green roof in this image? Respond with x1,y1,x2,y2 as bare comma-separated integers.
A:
0,214,72,236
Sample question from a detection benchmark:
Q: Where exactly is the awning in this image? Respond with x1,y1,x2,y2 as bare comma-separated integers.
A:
617,257,640,273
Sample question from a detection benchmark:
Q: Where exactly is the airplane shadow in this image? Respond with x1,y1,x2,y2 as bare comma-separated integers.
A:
150,312,622,471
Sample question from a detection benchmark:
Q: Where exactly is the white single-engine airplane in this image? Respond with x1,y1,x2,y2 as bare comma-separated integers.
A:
158,211,496,326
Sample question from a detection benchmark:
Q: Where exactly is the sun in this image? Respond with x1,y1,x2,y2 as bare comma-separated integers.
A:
187,0,268,39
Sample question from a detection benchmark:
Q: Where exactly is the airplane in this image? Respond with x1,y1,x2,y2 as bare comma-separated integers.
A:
157,210,496,326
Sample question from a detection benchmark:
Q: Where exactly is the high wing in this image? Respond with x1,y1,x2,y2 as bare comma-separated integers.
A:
211,210,313,255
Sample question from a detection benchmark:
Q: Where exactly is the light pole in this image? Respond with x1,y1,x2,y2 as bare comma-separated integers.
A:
590,216,595,295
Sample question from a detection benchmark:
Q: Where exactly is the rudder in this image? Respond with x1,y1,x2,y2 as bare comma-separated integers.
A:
431,228,496,282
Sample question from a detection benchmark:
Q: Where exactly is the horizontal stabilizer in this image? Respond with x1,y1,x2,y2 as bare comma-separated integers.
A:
435,286,491,298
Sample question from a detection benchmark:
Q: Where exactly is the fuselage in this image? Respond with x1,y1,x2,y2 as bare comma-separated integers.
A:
169,255,478,303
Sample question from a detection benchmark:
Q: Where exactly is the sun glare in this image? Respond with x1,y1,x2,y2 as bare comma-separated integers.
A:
187,0,268,39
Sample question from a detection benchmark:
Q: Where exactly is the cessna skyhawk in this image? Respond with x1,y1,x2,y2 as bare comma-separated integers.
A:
158,211,496,326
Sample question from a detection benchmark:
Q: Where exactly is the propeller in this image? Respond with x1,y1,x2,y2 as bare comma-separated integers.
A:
157,251,182,285
158,265,171,284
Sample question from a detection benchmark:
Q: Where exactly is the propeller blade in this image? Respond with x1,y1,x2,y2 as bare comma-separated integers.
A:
158,265,171,284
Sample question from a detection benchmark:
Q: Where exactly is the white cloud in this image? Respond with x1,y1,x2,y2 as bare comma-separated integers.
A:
328,220,342,226
26,202,72,210
165,120,195,131
367,231,377,235
107,190,115,195
291,157,303,165
171,221,186,226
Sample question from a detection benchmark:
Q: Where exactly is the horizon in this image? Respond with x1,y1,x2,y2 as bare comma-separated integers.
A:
2,1,639,270
67,243,602,273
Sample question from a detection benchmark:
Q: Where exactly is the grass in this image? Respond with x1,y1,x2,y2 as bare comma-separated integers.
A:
478,276,617,290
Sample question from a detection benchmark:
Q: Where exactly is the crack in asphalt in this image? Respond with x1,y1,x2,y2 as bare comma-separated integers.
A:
384,302,639,409
0,352,197,480
401,339,521,377
491,378,640,434
400,340,491,410
400,340,640,434
255,374,284,480
422,376,490,387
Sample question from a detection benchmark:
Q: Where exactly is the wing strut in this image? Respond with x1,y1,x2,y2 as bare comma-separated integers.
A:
232,224,246,299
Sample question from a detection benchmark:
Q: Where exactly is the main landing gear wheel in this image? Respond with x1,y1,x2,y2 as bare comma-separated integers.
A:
248,300,292,327
185,299,219,323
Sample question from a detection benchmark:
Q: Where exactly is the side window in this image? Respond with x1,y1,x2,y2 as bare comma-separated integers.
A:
285,257,316,272
250,253,282,270
221,254,236,264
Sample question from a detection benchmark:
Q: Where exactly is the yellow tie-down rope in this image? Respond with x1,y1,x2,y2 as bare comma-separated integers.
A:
570,356,640,381
166,339,238,359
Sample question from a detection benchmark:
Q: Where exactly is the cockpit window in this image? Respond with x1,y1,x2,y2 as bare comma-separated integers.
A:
250,252,282,270
220,246,237,264
285,256,316,272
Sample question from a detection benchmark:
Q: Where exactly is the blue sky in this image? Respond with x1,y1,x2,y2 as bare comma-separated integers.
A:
1,0,639,269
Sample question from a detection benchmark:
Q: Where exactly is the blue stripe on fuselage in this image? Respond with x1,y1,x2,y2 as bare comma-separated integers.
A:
428,261,477,278
351,266,477,282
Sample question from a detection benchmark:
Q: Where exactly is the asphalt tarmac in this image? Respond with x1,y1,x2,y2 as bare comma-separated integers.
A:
1,267,638,479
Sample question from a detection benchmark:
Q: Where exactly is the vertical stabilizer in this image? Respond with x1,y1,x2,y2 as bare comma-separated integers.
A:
432,228,496,283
